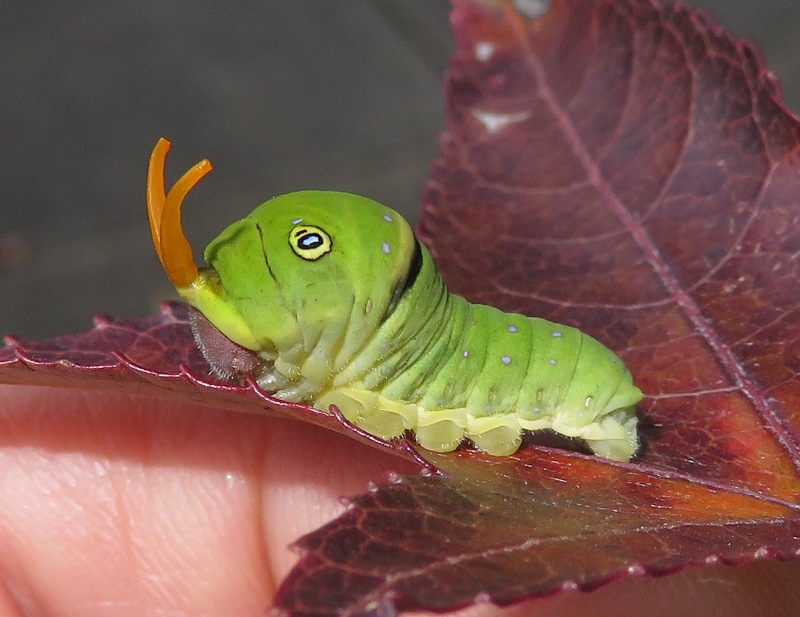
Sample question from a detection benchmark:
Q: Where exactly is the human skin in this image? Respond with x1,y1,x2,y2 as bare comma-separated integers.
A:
0,385,798,617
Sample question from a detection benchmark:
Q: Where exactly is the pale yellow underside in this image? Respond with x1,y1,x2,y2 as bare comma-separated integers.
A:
315,386,638,461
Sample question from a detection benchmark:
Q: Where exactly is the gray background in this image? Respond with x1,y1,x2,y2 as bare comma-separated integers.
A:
2,0,799,338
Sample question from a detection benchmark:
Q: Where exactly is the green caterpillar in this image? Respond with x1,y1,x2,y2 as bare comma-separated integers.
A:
147,139,643,461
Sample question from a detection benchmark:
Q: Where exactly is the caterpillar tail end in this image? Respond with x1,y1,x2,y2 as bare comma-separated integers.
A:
579,407,640,462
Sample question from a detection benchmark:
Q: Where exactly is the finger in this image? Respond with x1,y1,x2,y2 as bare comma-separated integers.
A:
0,386,273,616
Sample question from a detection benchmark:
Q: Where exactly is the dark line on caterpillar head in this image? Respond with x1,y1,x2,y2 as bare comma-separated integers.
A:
383,238,423,321
255,222,280,289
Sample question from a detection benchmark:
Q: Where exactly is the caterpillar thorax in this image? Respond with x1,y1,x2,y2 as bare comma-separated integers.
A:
147,141,642,461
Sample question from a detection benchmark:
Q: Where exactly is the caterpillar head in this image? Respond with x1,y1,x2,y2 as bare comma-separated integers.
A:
147,138,418,375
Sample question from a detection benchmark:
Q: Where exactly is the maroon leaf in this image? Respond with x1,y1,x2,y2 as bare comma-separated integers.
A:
0,301,401,452
416,0,800,498
275,0,800,614
2,0,800,616
277,449,798,616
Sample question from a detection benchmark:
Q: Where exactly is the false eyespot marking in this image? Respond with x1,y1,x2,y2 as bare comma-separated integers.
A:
289,224,332,261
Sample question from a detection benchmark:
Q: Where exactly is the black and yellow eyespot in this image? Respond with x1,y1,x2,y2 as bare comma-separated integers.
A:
289,225,332,260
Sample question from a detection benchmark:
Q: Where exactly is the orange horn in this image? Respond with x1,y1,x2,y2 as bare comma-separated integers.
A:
146,138,213,288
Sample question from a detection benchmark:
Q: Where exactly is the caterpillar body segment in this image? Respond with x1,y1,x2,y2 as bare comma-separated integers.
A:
317,289,640,460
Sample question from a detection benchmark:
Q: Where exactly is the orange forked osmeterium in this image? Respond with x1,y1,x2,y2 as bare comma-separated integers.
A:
146,137,213,288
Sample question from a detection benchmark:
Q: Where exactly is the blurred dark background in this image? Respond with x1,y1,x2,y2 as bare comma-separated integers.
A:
2,0,799,338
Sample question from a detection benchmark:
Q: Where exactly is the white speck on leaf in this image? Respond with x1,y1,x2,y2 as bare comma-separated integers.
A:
474,41,495,61
472,109,531,134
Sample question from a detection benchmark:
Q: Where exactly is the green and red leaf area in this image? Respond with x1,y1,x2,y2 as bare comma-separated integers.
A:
3,0,800,615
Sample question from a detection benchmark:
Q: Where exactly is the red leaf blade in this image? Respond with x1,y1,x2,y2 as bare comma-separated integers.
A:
0,302,401,450
276,450,798,616
419,0,800,498
277,0,800,613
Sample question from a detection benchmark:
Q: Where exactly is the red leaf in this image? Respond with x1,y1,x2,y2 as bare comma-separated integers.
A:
417,0,800,498
2,0,800,615
277,450,798,616
276,0,800,613
0,301,402,452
